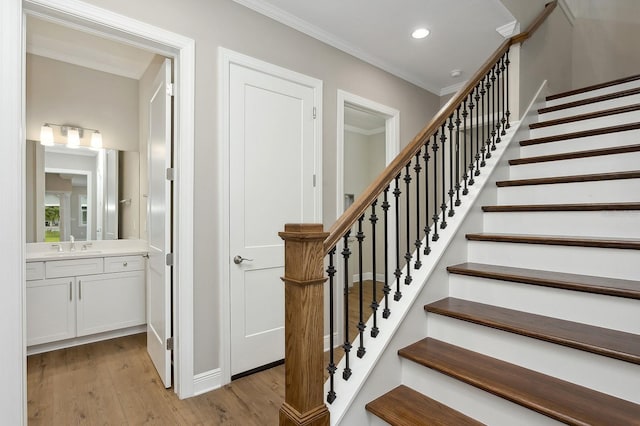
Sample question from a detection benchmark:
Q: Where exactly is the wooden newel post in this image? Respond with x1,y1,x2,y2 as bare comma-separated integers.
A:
278,224,330,426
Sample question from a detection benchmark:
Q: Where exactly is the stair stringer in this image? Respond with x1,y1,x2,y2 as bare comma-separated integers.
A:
330,82,549,425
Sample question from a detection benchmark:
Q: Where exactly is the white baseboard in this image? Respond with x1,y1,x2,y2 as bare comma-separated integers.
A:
351,272,385,283
193,368,222,396
324,332,340,352
26,325,146,356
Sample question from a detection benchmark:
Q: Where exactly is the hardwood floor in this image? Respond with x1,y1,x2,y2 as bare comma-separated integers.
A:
27,280,383,424
27,334,284,425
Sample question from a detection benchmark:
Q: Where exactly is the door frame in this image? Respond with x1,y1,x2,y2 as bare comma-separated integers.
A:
335,90,400,346
2,1,196,419
218,47,323,384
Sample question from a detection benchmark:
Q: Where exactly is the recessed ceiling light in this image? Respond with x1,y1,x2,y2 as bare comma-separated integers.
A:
411,28,430,39
451,69,462,78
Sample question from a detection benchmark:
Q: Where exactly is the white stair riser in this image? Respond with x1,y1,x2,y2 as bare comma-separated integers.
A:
402,360,564,426
539,93,640,121
544,80,640,108
529,110,640,139
520,129,640,157
509,152,640,179
427,315,640,403
483,210,640,238
448,274,640,333
497,179,640,204
467,240,639,280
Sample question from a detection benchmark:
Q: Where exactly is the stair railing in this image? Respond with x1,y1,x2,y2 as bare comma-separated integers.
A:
278,2,558,425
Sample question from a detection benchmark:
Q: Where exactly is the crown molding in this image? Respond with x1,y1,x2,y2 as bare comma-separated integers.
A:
440,80,467,96
232,0,441,94
344,124,385,136
557,0,576,26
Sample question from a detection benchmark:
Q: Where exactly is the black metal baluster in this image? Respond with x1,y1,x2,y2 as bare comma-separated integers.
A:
447,116,455,217
491,66,497,151
404,164,412,285
422,140,431,255
501,55,507,135
475,84,481,175
462,100,469,195
356,215,366,358
341,232,352,380
432,132,440,241
382,187,391,319
454,106,461,206
369,201,379,337
495,61,503,144
484,74,492,160
468,91,476,184
440,124,448,229
413,150,422,269
393,174,402,301
326,248,337,404
505,49,511,129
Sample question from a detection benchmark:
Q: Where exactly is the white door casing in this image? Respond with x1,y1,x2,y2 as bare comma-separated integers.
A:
147,58,173,388
220,49,322,378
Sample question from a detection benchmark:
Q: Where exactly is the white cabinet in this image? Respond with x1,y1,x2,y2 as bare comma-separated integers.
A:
26,277,75,346
26,255,146,348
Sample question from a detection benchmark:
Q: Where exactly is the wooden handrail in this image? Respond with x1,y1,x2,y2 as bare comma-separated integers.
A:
324,0,558,253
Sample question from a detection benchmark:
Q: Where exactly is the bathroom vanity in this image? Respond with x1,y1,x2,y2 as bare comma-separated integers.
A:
26,240,148,354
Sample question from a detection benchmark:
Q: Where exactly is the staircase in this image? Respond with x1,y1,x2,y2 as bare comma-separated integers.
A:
365,77,640,425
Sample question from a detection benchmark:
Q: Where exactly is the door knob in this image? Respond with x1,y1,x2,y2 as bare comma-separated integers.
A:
233,255,253,264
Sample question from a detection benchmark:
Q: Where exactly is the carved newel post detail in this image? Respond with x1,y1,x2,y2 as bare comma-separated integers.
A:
279,224,330,426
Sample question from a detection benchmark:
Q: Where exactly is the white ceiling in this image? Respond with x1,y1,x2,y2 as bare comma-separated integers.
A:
345,105,386,134
233,0,517,95
26,15,155,80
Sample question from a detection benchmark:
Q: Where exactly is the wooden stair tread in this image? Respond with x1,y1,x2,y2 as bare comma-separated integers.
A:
399,338,640,425
509,144,640,165
365,385,484,426
496,170,640,187
520,122,640,146
482,202,640,212
539,87,640,114
447,262,640,299
546,74,640,101
530,103,640,129
426,297,640,364
465,233,640,249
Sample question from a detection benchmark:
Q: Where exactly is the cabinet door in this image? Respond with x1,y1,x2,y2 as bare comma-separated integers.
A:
26,277,76,346
76,270,146,336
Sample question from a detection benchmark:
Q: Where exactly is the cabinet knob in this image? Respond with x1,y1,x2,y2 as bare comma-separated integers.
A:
123,262,128,267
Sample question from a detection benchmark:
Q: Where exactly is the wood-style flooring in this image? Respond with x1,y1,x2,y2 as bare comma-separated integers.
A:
28,281,384,424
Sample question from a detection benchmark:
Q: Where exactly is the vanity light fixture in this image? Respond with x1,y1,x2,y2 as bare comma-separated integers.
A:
39,123,102,149
411,28,430,39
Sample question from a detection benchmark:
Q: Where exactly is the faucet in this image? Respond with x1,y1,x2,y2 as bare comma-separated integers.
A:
51,244,63,253
69,235,75,251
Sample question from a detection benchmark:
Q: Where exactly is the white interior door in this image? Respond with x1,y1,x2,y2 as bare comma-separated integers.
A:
147,58,173,387
229,61,320,377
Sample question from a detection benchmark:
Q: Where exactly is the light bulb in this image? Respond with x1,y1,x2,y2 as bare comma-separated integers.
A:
91,131,102,150
67,128,80,148
40,124,54,146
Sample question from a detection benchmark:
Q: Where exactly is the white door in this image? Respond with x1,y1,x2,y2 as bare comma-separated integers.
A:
147,58,173,387
229,61,320,377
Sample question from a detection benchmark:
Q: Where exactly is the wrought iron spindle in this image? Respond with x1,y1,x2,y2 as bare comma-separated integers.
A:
447,116,455,217
484,74,492,160
422,140,431,255
468,90,476,184
505,49,511,129
454,106,461,206
381,187,391,319
403,164,412,285
326,248,337,404
440,124,448,229
413,150,422,269
356,215,366,358
495,61,502,144
369,200,379,337
474,84,481,175
462,100,469,195
501,55,507,136
491,66,497,151
393,175,402,301
431,132,440,240
341,232,352,380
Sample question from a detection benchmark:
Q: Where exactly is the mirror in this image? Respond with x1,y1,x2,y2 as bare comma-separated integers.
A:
26,141,139,243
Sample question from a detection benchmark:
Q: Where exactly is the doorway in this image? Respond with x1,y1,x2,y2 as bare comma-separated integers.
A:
13,1,196,416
